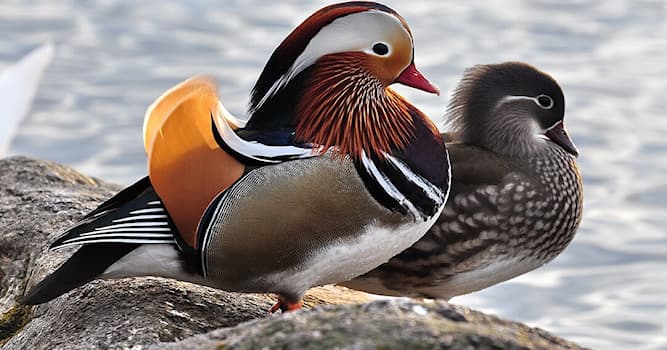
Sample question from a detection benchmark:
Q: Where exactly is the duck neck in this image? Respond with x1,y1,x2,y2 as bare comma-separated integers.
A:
294,53,423,160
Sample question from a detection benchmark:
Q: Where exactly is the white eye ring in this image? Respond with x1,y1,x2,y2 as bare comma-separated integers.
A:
536,94,554,109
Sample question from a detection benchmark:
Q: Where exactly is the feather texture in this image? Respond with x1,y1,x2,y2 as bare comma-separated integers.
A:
50,177,176,249
296,52,416,159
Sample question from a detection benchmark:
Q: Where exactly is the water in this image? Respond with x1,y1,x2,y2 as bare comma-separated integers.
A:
2,1,666,348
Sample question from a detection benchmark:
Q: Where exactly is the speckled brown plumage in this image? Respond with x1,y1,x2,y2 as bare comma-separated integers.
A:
343,141,582,299
342,62,583,299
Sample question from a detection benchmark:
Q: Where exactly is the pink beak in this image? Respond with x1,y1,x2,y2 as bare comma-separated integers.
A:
395,63,440,95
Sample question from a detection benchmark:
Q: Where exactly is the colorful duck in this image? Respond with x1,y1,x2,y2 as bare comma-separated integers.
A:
24,2,450,312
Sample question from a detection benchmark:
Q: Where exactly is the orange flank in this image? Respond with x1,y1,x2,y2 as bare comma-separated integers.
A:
144,77,245,248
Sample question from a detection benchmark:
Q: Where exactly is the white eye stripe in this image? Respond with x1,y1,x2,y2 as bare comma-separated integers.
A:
494,94,554,110
493,95,536,111
249,10,411,116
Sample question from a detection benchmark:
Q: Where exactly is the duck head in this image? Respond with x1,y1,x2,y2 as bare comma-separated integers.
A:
446,62,578,158
245,2,439,159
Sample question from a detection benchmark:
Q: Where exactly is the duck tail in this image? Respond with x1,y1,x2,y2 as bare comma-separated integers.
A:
22,243,139,305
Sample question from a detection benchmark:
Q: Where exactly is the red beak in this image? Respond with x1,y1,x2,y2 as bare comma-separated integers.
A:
395,63,440,95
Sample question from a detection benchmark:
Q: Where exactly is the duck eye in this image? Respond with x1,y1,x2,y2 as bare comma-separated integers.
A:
372,42,389,56
536,94,554,109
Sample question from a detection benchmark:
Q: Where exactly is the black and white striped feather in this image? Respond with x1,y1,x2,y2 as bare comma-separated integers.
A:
212,104,322,165
357,151,449,222
50,176,176,249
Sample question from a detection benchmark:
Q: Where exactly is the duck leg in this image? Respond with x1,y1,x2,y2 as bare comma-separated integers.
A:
269,295,302,314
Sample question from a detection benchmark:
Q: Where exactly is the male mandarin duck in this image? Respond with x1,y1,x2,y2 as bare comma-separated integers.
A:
23,2,450,312
343,62,583,299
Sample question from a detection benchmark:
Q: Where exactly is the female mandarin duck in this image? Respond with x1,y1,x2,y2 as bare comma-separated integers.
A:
23,2,450,312
342,62,583,299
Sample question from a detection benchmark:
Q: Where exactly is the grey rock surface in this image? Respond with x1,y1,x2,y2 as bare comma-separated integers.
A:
154,300,585,350
0,156,585,349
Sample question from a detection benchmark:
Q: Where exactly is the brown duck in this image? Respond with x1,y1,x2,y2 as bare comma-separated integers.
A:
343,62,583,299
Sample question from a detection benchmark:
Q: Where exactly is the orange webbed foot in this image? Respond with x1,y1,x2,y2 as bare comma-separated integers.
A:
269,296,302,314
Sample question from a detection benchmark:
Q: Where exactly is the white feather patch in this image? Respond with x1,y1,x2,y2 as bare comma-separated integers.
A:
250,10,411,115
213,104,321,162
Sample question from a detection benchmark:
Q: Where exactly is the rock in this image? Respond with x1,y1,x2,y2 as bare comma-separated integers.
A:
153,299,585,350
0,156,585,349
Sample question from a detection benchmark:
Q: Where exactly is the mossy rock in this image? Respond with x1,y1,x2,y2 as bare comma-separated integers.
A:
0,305,31,344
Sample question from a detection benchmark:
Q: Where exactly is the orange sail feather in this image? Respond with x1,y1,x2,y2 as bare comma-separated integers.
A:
143,77,245,248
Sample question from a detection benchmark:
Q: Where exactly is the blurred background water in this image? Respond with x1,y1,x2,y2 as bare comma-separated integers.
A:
1,0,666,348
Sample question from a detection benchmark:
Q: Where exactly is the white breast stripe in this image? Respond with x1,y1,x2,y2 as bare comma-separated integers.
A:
386,155,445,205
360,151,421,220
146,201,162,205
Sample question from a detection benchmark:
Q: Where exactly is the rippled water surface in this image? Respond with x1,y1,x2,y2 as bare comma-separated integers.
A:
2,1,666,348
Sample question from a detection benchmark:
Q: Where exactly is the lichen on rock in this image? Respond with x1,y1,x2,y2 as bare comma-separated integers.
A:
0,304,31,345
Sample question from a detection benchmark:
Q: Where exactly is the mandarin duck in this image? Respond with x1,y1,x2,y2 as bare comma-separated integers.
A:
342,62,583,299
23,2,450,312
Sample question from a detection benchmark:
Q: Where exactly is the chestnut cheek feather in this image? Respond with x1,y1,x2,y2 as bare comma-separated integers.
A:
295,52,418,159
365,56,394,86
